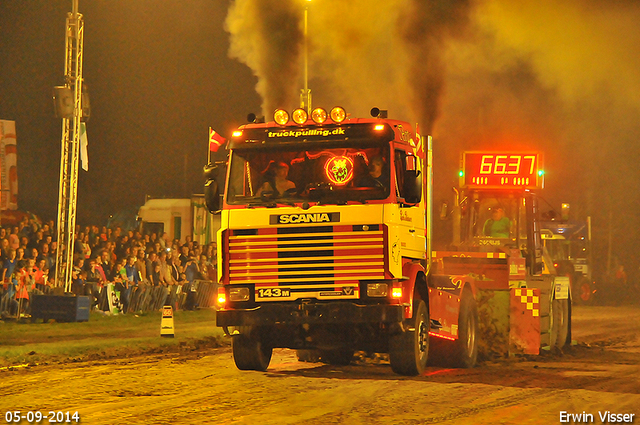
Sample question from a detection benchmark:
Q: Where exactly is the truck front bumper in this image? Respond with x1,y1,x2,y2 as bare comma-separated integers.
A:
216,302,404,327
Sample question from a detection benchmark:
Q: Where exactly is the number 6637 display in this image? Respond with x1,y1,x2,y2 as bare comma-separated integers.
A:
460,152,544,189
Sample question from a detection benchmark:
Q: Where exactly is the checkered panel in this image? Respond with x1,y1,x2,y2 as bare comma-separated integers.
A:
515,288,539,317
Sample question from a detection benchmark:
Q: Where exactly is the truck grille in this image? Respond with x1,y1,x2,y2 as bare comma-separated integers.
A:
227,225,385,301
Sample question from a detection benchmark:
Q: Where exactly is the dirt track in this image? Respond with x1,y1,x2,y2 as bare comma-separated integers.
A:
1,305,639,425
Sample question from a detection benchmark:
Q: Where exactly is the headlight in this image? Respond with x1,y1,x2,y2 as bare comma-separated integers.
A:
367,283,388,297
274,109,289,125
330,106,346,123
229,287,250,302
292,108,308,124
311,107,327,124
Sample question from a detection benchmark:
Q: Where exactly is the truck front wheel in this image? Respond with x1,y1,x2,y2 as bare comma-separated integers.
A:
389,299,429,376
232,333,273,371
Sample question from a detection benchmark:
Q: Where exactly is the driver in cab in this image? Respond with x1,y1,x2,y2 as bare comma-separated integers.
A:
483,207,511,238
256,161,296,197
357,156,389,189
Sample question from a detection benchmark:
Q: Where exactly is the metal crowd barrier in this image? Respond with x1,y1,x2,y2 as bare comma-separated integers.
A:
98,279,218,313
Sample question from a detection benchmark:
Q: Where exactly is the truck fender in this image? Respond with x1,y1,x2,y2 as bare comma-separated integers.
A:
458,276,477,299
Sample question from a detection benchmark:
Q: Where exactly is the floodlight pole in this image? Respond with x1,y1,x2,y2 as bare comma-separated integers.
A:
55,0,84,293
300,0,312,114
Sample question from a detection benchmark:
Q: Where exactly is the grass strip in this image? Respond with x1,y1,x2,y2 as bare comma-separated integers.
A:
0,308,226,366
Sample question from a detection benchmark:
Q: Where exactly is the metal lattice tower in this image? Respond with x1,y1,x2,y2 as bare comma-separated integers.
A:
55,1,84,293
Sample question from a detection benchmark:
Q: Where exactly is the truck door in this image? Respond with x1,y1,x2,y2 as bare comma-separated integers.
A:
395,148,425,259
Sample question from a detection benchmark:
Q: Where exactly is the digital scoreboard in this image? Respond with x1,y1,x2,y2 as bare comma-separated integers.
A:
460,152,544,189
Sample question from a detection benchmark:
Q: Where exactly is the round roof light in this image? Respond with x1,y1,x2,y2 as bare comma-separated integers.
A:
311,107,328,124
274,109,289,125
330,106,346,123
292,108,308,124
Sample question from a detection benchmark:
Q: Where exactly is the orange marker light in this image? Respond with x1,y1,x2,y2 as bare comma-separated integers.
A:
330,106,346,123
274,109,289,125
311,107,328,124
292,108,308,124
217,288,226,306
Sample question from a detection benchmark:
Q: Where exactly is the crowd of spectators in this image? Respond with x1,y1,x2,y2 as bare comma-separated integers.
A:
0,215,218,318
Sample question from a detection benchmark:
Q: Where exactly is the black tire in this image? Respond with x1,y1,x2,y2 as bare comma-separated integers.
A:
453,289,478,368
389,299,429,376
549,298,570,349
232,333,273,371
319,349,354,366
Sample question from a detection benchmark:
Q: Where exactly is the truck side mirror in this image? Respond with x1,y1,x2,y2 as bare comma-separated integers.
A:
204,179,220,212
402,169,422,204
406,154,417,171
203,163,217,180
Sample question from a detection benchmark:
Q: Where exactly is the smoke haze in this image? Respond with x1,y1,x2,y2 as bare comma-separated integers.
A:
226,0,304,114
225,0,640,276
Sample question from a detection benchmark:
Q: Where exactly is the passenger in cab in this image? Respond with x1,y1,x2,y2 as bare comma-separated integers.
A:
357,156,389,190
257,161,296,197
483,207,511,238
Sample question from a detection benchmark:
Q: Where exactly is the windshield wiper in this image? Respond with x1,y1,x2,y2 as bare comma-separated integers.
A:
316,197,348,206
247,201,277,208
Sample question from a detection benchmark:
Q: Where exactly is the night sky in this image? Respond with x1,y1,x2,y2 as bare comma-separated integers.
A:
0,0,260,224
1,0,640,279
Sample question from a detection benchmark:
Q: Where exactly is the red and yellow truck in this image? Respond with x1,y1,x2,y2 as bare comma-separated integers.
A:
204,108,571,375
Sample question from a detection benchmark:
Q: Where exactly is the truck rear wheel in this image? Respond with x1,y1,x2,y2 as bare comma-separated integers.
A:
549,298,570,349
389,299,429,376
232,333,273,371
319,349,354,366
453,289,478,368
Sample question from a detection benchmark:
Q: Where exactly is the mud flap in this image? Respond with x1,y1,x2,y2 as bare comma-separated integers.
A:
477,288,542,357
510,288,540,354
476,289,510,358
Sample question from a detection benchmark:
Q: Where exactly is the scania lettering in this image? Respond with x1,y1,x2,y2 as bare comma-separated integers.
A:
276,213,334,224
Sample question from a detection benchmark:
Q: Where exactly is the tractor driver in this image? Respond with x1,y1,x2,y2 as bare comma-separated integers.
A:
483,207,511,238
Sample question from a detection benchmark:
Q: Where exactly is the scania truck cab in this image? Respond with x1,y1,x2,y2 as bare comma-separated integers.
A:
204,106,442,375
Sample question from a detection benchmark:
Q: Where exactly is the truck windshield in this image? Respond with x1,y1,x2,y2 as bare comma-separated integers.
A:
226,145,391,205
473,196,519,240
